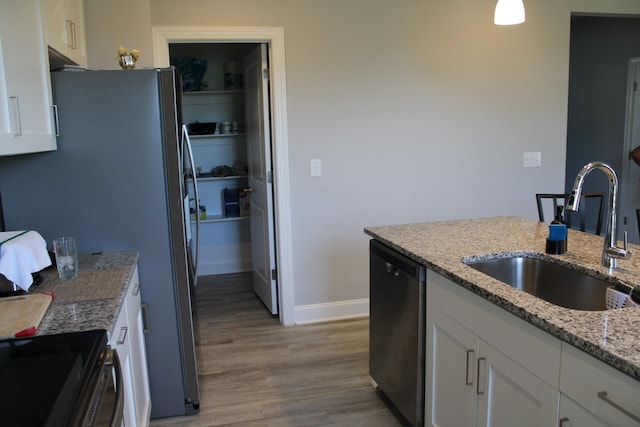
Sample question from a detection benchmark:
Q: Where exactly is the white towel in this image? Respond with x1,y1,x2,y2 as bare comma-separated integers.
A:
0,231,52,291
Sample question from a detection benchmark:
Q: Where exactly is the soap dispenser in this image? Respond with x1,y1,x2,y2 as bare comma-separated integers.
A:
545,205,567,254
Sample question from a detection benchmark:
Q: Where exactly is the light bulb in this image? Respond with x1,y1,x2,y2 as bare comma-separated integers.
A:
494,0,525,25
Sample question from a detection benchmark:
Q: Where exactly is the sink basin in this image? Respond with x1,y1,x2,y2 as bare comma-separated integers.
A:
465,256,615,311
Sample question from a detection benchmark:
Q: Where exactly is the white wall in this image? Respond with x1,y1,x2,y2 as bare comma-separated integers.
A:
85,0,640,321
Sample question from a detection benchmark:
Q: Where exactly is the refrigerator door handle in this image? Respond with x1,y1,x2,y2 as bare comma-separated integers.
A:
141,303,151,333
9,96,22,136
182,124,200,283
52,105,60,136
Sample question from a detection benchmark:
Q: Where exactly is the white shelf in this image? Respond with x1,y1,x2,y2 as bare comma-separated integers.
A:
192,215,249,224
177,49,250,276
190,133,245,139
189,175,248,182
183,90,244,96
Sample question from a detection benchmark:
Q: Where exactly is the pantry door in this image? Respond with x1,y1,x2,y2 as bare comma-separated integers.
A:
244,44,278,314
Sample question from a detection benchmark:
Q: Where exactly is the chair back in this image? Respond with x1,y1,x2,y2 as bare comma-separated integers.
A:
536,193,605,235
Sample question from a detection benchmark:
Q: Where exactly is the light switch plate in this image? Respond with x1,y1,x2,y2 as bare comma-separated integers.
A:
310,158,322,177
523,152,542,168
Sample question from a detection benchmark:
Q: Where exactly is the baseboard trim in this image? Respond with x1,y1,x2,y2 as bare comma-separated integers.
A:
293,298,369,325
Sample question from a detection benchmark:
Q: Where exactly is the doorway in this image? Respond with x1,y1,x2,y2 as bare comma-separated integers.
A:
621,58,640,245
169,42,279,315
565,15,640,244
152,27,294,325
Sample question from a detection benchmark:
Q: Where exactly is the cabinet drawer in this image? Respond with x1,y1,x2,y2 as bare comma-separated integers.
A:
560,343,640,426
559,394,609,427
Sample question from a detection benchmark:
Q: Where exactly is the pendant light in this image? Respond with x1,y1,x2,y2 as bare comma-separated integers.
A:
494,0,525,25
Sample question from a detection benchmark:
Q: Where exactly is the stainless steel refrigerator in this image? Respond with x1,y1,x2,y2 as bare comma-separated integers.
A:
0,68,200,419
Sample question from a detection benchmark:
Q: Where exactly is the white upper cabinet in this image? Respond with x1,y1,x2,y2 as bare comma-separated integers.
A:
0,0,57,156
42,0,86,67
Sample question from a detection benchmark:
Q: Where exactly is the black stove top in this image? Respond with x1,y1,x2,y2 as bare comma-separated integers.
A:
0,329,107,426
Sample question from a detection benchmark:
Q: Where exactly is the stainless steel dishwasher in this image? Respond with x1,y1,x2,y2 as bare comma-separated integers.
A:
369,239,425,427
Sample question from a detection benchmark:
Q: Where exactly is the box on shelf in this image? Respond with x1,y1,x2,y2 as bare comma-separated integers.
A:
188,122,217,135
223,188,240,218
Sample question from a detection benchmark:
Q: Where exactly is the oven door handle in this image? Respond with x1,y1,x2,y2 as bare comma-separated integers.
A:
106,348,124,427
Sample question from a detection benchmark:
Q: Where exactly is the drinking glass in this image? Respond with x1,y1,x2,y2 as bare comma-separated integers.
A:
53,237,78,279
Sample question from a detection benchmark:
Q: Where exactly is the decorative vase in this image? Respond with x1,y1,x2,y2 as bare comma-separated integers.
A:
119,54,135,70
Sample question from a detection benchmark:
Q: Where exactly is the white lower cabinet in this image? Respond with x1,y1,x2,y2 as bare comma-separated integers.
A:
558,394,609,427
427,306,478,426
425,268,640,427
427,305,558,427
425,269,561,427
559,342,640,427
476,340,558,427
108,266,151,427
111,300,135,427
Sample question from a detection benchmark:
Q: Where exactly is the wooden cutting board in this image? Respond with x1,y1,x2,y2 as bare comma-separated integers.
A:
0,293,52,338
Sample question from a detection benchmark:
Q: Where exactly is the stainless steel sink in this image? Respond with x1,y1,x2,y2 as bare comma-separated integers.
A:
465,256,615,311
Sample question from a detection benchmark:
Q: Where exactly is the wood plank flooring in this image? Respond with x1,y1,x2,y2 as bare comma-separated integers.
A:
149,273,406,426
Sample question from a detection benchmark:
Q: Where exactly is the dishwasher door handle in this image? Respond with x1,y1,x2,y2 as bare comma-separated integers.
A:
385,262,400,276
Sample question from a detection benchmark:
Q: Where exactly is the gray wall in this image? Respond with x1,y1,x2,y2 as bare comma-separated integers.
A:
84,0,640,320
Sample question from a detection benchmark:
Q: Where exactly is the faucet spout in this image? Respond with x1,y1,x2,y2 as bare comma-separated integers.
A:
566,161,630,269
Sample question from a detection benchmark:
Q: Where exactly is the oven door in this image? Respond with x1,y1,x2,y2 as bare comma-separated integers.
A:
74,347,124,427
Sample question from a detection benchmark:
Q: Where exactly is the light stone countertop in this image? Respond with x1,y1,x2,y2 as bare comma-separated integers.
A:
364,216,640,381
36,251,139,338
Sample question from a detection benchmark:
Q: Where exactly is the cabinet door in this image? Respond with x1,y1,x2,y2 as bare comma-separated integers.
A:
64,0,86,66
42,0,66,55
560,342,640,427
559,394,610,427
108,266,151,427
476,340,559,427
0,0,56,156
42,0,86,67
109,303,136,427
426,307,478,426
124,268,151,426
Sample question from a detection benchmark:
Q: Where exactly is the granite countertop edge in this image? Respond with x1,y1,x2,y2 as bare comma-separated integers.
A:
37,251,140,339
364,216,640,382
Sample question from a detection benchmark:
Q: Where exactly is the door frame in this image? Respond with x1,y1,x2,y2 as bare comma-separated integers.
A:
151,26,294,326
621,57,640,243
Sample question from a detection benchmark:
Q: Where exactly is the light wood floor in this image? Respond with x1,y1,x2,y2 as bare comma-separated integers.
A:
149,273,406,427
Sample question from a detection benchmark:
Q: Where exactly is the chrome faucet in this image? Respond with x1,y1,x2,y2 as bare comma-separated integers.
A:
566,161,630,269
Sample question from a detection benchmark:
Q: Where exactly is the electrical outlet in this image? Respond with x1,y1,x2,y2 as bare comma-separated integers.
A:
310,158,322,177
523,152,542,168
